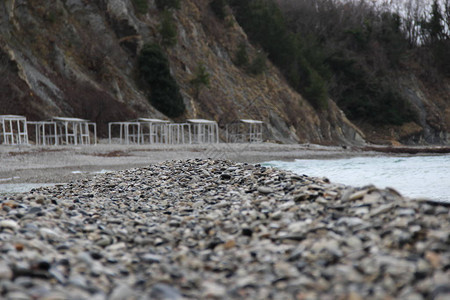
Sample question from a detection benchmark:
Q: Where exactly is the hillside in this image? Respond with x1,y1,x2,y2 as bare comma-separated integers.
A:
0,0,447,145
273,0,450,145
0,0,362,145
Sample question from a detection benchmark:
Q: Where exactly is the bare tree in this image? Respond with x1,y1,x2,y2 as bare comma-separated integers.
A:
444,0,450,37
401,0,427,46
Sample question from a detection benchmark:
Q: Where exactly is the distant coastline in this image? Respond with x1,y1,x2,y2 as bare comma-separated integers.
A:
362,145,450,155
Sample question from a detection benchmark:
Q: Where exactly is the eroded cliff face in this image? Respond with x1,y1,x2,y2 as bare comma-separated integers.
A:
1,0,366,144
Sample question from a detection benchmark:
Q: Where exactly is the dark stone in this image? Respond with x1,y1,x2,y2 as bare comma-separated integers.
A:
90,252,103,260
242,228,253,237
220,173,232,180
36,261,51,271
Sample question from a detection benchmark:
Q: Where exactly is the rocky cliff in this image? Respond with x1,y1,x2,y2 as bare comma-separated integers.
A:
356,67,450,146
0,0,392,145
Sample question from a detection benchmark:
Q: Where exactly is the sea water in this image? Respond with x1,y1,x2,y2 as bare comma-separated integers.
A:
264,155,450,202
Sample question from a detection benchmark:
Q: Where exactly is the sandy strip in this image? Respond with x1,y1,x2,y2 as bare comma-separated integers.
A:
2,141,447,186
0,142,379,185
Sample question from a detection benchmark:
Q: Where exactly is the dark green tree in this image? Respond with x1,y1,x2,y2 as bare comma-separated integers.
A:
229,0,329,109
138,43,185,117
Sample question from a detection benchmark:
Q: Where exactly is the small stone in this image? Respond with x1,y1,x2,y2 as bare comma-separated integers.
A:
27,207,42,214
345,236,363,249
141,254,162,263
40,228,60,240
110,284,136,300
287,221,309,233
340,188,355,201
425,251,441,268
95,235,112,247
223,239,236,250
220,173,232,180
35,195,46,204
431,285,450,300
150,284,182,300
68,274,89,290
2,200,19,209
368,203,394,218
0,261,13,280
270,210,283,220
106,242,126,252
241,228,253,236
347,291,363,300
257,186,274,194
397,208,415,216
336,217,365,227
202,281,226,298
6,291,31,300
349,190,368,201
0,219,19,230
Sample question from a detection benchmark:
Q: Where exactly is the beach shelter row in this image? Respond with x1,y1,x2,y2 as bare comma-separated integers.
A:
0,115,96,146
1,115,264,145
108,118,264,145
109,119,220,145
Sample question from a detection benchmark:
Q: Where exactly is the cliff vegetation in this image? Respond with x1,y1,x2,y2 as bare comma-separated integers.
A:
0,0,448,145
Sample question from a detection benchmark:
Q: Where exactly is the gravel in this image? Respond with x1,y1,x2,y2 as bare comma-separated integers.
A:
0,159,449,299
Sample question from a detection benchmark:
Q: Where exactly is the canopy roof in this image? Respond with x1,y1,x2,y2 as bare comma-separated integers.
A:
240,119,264,124
138,118,170,123
0,115,27,120
52,117,90,122
187,119,217,124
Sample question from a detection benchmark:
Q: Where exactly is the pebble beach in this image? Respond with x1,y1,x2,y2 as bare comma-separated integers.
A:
1,158,449,299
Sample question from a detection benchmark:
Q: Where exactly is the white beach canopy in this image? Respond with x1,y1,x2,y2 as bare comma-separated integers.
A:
0,115,29,145
52,117,97,145
187,119,219,144
226,119,264,143
138,118,171,144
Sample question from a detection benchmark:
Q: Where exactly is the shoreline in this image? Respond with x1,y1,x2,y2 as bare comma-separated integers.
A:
0,159,448,299
1,142,448,187
0,142,365,186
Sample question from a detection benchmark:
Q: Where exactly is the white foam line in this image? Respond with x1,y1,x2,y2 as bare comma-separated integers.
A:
0,176,20,182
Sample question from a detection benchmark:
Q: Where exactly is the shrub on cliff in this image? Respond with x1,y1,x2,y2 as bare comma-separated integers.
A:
138,43,185,117
159,10,177,47
248,52,267,75
234,42,249,68
132,0,148,14
190,62,210,98
155,0,180,10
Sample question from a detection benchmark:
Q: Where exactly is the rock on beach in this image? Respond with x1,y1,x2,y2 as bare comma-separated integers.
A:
0,159,449,299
